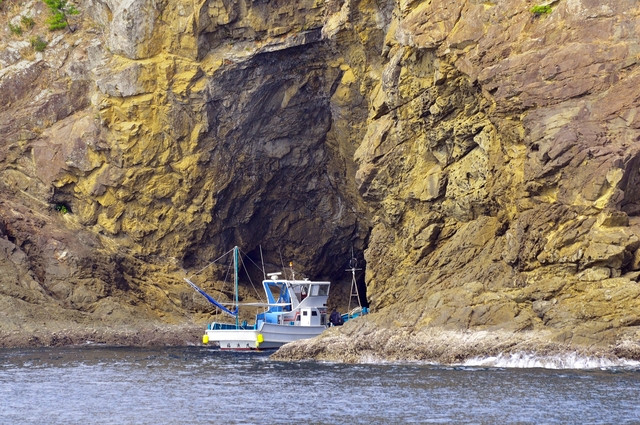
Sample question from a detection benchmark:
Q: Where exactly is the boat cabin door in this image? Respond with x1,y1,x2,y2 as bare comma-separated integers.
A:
300,308,320,326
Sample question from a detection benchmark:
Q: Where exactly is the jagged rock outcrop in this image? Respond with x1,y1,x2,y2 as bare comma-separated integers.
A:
278,0,640,362
2,0,640,360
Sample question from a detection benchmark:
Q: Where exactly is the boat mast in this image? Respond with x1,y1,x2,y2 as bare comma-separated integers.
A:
347,251,362,313
234,246,239,329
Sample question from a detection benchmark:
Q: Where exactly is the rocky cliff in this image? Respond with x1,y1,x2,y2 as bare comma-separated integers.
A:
1,0,640,361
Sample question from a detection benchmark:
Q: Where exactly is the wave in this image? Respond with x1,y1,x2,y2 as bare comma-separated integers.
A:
459,352,640,370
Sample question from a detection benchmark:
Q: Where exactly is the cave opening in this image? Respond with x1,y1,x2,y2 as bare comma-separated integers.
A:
242,244,370,310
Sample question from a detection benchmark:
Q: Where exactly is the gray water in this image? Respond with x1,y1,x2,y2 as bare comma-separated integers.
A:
1,346,639,424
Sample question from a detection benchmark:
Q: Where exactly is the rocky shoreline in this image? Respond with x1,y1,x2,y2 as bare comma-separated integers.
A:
3,316,639,368
272,317,640,365
0,323,203,349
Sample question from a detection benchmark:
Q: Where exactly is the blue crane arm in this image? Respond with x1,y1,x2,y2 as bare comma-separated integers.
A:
184,278,238,317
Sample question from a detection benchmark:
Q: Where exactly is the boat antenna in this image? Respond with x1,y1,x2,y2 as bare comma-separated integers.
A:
278,247,286,278
259,245,266,280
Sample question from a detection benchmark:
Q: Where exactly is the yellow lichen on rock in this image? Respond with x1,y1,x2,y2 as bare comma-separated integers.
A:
3,0,640,360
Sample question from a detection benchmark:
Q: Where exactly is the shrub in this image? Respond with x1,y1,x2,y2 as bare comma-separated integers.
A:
8,22,23,35
30,35,48,52
55,204,69,214
46,12,68,30
21,15,36,29
43,0,79,31
530,5,552,15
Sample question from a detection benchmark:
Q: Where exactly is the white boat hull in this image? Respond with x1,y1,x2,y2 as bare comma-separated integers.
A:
207,323,327,350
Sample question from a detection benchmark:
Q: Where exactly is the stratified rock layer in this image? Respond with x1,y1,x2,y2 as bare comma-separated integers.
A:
2,0,640,359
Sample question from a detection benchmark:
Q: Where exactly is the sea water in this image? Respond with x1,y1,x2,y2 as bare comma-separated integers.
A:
1,346,639,424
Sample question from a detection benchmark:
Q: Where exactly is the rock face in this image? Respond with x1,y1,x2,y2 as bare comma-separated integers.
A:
2,0,640,359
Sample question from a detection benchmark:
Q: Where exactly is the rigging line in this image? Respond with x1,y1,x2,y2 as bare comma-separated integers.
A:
188,246,235,279
188,248,234,318
207,251,234,301
238,249,265,303
221,252,234,305
223,256,232,284
259,245,266,280
203,252,234,319
241,257,264,303
240,249,268,277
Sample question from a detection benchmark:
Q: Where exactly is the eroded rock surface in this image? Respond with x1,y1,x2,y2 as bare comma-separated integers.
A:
2,0,640,358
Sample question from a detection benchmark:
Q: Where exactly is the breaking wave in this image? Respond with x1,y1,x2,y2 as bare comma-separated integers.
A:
460,352,640,370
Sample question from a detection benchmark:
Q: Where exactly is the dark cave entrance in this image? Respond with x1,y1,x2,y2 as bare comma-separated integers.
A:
242,245,370,310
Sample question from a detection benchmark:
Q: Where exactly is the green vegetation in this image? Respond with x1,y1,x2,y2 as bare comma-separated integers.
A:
55,204,69,214
21,15,36,29
8,15,36,36
43,0,79,31
30,35,48,52
8,22,23,36
530,4,552,15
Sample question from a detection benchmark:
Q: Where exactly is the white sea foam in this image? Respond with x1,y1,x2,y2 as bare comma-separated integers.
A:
460,352,640,370
358,353,387,364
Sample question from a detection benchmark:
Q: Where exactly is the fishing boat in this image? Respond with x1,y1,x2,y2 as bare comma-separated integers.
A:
185,246,342,350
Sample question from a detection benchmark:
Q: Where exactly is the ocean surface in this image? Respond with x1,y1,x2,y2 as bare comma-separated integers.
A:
1,346,639,424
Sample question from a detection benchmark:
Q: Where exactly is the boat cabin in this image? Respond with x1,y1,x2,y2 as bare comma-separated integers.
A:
255,277,330,327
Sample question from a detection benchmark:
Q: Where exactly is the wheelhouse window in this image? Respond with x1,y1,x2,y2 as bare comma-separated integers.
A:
310,284,329,296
